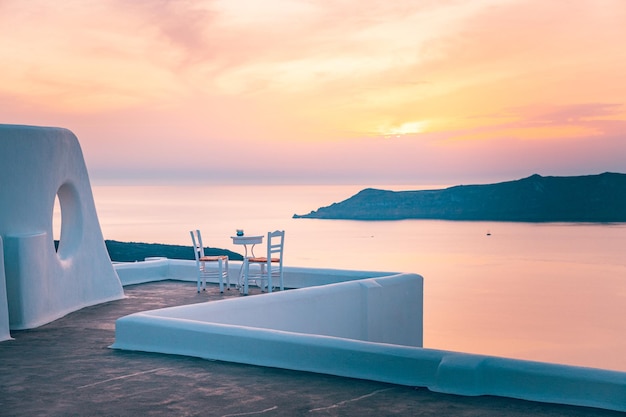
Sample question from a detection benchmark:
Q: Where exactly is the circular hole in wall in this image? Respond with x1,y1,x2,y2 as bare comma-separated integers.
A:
53,182,83,260
53,194,61,252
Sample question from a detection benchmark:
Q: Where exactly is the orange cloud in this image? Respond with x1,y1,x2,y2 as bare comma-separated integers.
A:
1,0,625,183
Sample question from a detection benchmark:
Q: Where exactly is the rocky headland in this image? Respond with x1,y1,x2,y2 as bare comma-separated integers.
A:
293,172,626,222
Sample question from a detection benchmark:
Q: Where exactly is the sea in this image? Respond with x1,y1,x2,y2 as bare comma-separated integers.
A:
63,183,626,373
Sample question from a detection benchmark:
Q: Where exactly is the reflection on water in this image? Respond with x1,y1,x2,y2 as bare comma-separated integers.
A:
92,184,626,372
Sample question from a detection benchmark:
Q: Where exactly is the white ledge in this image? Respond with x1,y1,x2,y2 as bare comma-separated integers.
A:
112,259,626,413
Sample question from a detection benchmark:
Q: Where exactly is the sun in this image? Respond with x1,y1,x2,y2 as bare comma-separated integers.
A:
379,121,428,138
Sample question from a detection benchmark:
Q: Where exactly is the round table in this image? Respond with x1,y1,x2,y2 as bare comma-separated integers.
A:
230,235,264,258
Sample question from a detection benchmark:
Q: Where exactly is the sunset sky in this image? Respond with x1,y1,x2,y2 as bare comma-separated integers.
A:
2,0,625,185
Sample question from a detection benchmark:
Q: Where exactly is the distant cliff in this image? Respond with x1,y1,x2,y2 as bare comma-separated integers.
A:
293,173,626,222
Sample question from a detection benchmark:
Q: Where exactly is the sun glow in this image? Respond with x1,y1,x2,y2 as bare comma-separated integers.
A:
380,121,428,138
1,0,625,182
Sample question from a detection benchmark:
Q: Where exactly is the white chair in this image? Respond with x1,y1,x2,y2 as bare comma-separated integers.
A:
190,229,230,293
242,230,285,295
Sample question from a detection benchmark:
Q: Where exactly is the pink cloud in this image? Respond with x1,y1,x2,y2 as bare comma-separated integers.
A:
1,0,625,184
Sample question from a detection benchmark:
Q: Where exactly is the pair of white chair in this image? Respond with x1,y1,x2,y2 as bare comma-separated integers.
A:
190,230,230,293
241,230,285,296
191,229,286,295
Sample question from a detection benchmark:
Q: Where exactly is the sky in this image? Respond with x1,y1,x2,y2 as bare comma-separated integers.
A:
1,0,625,185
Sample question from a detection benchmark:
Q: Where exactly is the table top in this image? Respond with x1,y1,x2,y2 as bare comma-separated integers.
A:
231,235,263,245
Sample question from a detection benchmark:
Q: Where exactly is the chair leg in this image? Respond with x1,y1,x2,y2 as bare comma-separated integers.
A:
243,258,249,295
218,259,224,293
225,259,231,290
259,264,266,293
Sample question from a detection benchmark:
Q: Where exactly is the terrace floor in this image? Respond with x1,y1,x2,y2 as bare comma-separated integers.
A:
0,280,622,417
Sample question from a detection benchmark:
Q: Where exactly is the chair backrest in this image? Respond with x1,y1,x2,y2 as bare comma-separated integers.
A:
267,230,285,263
190,229,205,263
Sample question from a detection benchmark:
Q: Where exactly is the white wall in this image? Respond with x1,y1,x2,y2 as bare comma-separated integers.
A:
114,258,171,286
0,124,124,330
0,237,11,341
126,273,423,346
111,259,626,413
114,257,399,288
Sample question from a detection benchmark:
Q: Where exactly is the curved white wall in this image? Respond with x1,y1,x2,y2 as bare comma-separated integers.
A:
0,124,124,331
121,273,423,346
112,260,626,413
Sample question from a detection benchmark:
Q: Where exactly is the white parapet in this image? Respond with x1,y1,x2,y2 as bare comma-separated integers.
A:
112,271,423,350
112,259,626,413
0,124,124,330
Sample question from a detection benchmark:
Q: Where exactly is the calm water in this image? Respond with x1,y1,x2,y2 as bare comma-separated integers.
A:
80,184,626,372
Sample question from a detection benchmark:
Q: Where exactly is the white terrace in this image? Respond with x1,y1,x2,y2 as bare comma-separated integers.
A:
0,124,624,413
